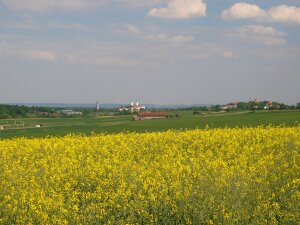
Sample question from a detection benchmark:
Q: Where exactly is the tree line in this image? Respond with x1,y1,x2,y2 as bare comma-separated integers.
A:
177,101,300,112
0,105,57,119
1,101,300,119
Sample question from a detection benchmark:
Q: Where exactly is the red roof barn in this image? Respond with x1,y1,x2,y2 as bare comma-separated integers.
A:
134,112,171,120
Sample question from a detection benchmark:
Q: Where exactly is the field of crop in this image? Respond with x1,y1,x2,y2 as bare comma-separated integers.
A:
0,126,299,224
0,110,300,139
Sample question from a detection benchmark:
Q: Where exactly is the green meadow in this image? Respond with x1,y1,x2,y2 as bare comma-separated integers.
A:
0,110,299,139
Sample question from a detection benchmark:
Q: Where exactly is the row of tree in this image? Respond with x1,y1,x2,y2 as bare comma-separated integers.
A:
0,104,119,119
180,101,300,112
0,105,55,119
0,105,83,119
1,101,300,119
239,101,299,111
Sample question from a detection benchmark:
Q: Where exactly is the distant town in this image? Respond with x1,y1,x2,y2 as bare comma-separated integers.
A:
0,99,299,120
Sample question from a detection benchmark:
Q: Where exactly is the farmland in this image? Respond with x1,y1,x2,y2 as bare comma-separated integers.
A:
1,111,300,224
0,111,300,138
0,127,299,224
0,110,300,139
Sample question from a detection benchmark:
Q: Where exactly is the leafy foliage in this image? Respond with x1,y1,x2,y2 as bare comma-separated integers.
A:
0,105,54,119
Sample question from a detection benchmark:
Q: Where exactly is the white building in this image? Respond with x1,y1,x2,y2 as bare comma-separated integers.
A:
221,102,238,110
118,101,146,112
130,101,146,112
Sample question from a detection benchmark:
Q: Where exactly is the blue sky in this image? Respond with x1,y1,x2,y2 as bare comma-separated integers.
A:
0,0,299,104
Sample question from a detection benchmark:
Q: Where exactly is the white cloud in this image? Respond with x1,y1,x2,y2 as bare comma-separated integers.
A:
268,5,300,24
0,0,97,11
146,33,194,43
0,20,39,29
222,50,235,59
0,20,94,31
26,50,57,61
48,22,93,31
171,35,194,42
121,23,195,43
0,0,166,12
0,35,139,66
239,25,286,36
124,24,140,34
236,25,287,46
90,56,137,66
221,3,266,20
222,3,300,24
148,0,206,19
116,0,167,7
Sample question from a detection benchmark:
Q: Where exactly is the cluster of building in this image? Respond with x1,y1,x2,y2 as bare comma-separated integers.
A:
249,99,273,109
220,102,238,110
117,101,146,112
116,101,171,120
221,99,274,110
262,101,273,110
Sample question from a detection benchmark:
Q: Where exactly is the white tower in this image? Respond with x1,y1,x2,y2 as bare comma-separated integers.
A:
96,100,100,111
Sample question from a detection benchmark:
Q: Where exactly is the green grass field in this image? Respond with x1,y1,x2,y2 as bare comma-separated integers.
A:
0,110,299,139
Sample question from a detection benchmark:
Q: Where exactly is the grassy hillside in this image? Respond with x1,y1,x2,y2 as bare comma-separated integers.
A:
0,110,299,139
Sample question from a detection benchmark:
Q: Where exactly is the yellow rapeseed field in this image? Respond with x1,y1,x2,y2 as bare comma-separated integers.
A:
0,127,299,224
